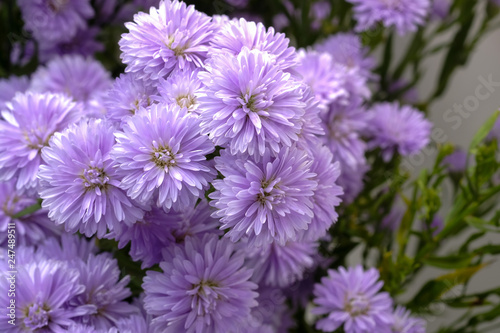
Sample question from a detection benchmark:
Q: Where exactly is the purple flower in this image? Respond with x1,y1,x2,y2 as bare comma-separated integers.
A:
209,18,296,70
442,148,468,173
71,253,138,330
114,313,152,333
0,92,81,189
18,0,94,43
38,118,144,238
312,265,394,333
425,215,443,237
431,0,451,20
367,102,432,161
241,287,294,333
112,104,215,211
39,27,104,63
0,260,95,332
347,0,431,35
211,148,317,246
0,179,61,247
108,200,221,269
246,239,317,287
198,48,304,157
155,68,203,112
143,234,258,333
295,50,348,107
104,73,156,127
391,306,426,333
0,75,29,110
119,0,214,83
302,144,343,241
30,55,112,113
315,33,376,83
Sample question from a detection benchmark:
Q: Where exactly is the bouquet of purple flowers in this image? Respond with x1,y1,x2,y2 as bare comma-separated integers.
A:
1,0,500,332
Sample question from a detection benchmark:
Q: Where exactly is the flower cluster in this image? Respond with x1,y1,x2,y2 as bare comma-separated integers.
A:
0,0,434,332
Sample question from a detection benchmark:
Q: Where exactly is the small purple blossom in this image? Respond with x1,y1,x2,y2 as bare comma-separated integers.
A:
367,102,432,161
198,48,304,157
38,118,144,238
209,18,296,70
71,254,138,330
119,0,214,83
143,234,258,333
246,239,317,288
347,0,431,35
0,179,61,247
112,104,215,211
442,148,468,173
211,148,317,246
0,92,81,189
104,73,156,126
391,306,426,333
295,50,348,107
18,0,94,43
313,265,394,333
155,68,203,112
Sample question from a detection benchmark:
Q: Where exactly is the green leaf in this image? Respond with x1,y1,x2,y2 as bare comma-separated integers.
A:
465,216,500,233
469,110,500,151
12,199,42,218
423,255,474,269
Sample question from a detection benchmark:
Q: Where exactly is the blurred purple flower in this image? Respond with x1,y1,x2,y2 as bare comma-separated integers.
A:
442,148,468,173
391,306,426,333
347,0,431,35
104,73,156,127
0,75,30,111
18,0,94,43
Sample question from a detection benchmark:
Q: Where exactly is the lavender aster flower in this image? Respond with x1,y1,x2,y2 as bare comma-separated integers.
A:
112,104,215,211
0,179,61,246
114,313,152,333
209,18,296,70
119,0,214,83
104,73,156,126
211,148,317,246
30,55,112,110
0,92,81,189
442,148,467,174
0,260,95,332
431,0,451,20
347,0,431,35
156,68,203,112
39,234,98,263
315,33,376,82
295,50,347,107
143,234,258,333
18,0,94,43
367,102,432,161
198,48,304,157
108,200,221,268
0,75,29,110
71,254,138,330
38,118,144,238
302,145,343,241
312,265,394,333
391,306,426,333
246,239,317,287
296,88,326,153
